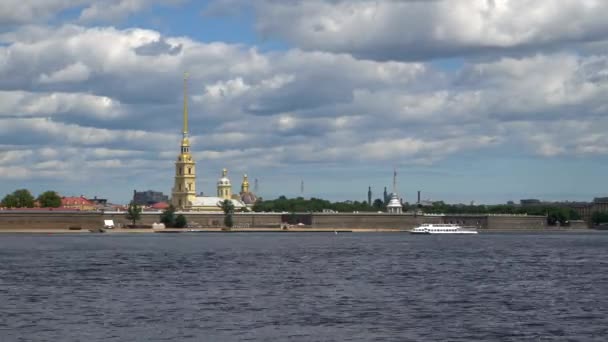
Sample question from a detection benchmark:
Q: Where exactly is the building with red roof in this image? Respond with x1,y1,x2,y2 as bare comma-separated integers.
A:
61,196,95,211
149,202,170,210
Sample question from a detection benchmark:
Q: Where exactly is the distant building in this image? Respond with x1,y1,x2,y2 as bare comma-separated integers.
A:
527,197,608,226
133,190,169,206
520,199,542,206
88,196,108,206
61,196,95,211
149,202,170,211
87,196,116,211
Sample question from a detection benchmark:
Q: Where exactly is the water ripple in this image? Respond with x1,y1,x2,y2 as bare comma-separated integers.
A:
1,233,607,341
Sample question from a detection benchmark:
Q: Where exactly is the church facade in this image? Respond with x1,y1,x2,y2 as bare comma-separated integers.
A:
171,75,256,212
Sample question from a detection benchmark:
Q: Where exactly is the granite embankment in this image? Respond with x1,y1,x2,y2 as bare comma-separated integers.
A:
0,211,586,233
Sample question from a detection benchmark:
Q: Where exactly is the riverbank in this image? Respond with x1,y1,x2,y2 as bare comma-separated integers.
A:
0,227,396,234
0,227,603,234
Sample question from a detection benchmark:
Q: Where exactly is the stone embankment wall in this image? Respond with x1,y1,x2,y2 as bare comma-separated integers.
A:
310,214,442,229
93,212,283,228
0,211,550,230
486,215,547,230
440,215,489,229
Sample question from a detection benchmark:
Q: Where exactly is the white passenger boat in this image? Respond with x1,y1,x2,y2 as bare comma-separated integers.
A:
409,223,478,234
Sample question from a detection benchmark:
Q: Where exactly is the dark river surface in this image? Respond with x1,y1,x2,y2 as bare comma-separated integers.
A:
1,232,607,341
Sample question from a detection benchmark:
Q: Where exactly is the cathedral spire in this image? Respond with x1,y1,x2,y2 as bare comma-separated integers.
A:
172,72,196,210
183,72,189,138
393,168,397,194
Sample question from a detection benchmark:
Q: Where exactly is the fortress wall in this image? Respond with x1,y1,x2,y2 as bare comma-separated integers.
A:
0,212,284,229
0,212,102,229
183,213,283,228
0,212,549,230
104,212,283,228
486,215,547,230
441,215,489,229
310,214,442,229
568,220,589,229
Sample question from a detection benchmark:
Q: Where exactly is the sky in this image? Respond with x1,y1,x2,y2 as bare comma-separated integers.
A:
1,0,608,205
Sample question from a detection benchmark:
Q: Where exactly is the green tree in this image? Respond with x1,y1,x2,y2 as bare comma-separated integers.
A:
126,202,142,226
567,209,582,221
372,198,385,211
224,214,233,228
287,212,298,224
1,194,17,208
591,212,608,225
160,205,176,227
1,189,34,208
221,199,235,228
14,189,35,208
37,191,62,208
175,214,188,228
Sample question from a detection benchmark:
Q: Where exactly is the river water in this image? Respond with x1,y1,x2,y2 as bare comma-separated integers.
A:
1,232,607,341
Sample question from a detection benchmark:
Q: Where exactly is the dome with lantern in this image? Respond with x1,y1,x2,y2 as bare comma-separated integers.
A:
217,168,231,186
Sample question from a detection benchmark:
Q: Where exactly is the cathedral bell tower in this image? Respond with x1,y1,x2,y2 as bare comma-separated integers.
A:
171,73,197,210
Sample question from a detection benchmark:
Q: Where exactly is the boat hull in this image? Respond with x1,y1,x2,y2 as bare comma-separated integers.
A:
409,231,478,234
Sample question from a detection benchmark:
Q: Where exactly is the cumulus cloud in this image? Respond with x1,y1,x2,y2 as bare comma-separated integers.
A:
0,91,123,119
78,0,147,22
38,62,91,84
0,0,86,25
207,0,608,61
0,0,183,25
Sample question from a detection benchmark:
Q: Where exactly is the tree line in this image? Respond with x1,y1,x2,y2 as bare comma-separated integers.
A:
252,196,385,213
251,196,586,225
422,201,582,225
1,189,62,208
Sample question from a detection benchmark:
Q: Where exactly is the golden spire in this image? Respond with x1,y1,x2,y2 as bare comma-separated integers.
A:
183,72,189,137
